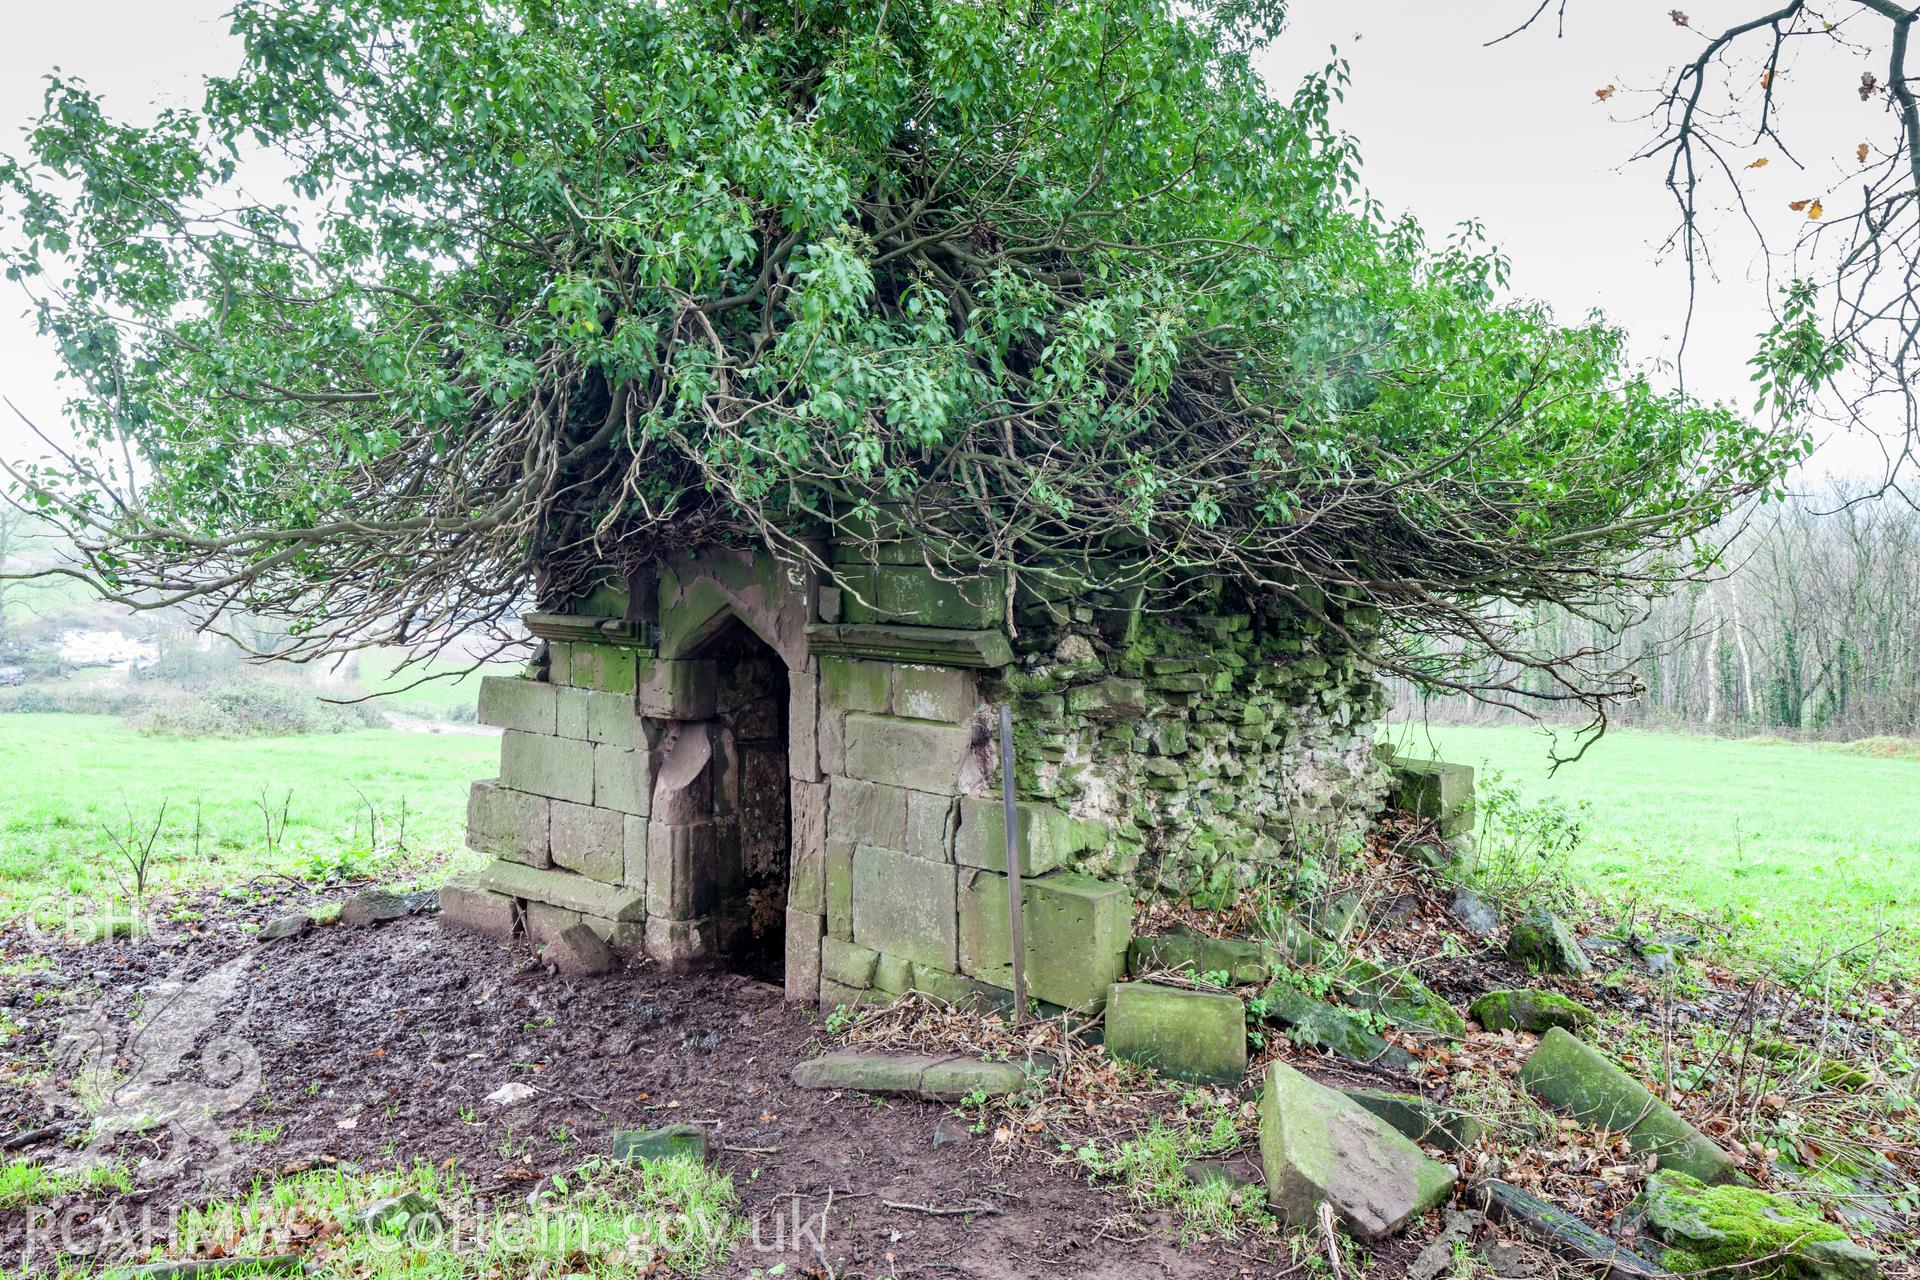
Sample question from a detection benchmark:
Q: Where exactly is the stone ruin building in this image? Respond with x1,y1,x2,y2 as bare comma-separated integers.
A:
441,536,1444,1012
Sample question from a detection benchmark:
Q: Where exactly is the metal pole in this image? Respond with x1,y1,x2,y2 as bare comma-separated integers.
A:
999,704,1028,1024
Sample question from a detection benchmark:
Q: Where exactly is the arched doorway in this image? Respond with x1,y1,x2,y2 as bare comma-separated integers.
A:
696,622,791,982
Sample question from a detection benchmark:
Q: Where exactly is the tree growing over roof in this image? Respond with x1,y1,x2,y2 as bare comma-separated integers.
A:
0,0,1830,726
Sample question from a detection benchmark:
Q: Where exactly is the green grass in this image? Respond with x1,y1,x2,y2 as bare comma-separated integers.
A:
1071,1104,1272,1241
0,713,499,927
1386,722,1920,972
164,1158,744,1278
0,1158,132,1208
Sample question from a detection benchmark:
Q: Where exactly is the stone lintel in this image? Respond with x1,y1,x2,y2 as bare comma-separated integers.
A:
805,622,1012,670
523,611,655,649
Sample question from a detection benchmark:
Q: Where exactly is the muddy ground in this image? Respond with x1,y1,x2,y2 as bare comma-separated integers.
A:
2,889,1375,1279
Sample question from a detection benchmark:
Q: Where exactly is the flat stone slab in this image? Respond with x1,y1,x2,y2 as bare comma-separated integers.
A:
338,888,437,928
791,1050,1026,1102
1519,1027,1735,1184
119,1257,307,1280
1104,982,1247,1085
1259,1061,1456,1240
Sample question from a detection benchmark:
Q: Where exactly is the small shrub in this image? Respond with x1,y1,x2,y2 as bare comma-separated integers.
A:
1468,769,1587,914
133,680,388,738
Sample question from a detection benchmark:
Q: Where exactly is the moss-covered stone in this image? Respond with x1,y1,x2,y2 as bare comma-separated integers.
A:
1470,988,1597,1035
1259,1062,1456,1239
1519,1027,1736,1184
1505,912,1593,976
1261,988,1417,1071
1104,982,1248,1085
1639,1171,1877,1280
1127,931,1278,986
1336,959,1466,1040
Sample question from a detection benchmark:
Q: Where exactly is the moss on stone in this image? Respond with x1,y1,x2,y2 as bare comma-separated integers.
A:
1470,988,1596,1034
1640,1171,1874,1280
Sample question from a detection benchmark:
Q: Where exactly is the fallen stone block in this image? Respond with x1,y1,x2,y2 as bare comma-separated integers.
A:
612,1123,708,1163
1476,1180,1670,1280
1343,1087,1487,1152
1104,982,1247,1085
1449,888,1500,938
1506,912,1592,976
1388,756,1476,837
1470,989,1596,1035
256,915,308,943
338,888,436,928
1259,1061,1456,1239
543,922,614,975
957,869,1132,1011
1638,1170,1877,1280
1128,931,1277,986
1336,959,1466,1040
1263,988,1418,1072
791,1049,1026,1102
1519,1027,1735,1184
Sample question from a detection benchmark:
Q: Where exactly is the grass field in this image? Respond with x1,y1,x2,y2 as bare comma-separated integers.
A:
0,713,498,929
1385,722,1920,972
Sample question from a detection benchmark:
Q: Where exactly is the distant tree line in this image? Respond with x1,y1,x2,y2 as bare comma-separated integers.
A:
1396,485,1920,739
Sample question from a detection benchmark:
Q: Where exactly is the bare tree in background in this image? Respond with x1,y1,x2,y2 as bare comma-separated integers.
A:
1497,2,1920,492
1398,482,1920,736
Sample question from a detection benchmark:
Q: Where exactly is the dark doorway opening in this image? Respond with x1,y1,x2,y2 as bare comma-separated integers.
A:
698,624,790,982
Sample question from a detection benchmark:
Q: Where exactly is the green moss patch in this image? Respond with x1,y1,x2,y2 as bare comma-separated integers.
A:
1640,1171,1876,1280
1469,988,1595,1034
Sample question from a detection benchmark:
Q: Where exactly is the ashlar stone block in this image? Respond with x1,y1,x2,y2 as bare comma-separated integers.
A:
646,820,718,920
622,814,649,896
826,777,908,849
479,676,558,735
819,657,890,712
566,642,639,694
500,731,594,805
825,842,854,940
952,796,1105,876
549,800,625,884
466,781,550,867
593,744,651,816
638,658,718,720
1105,983,1248,1084
891,664,976,723
842,712,975,795
785,908,824,1005
821,937,880,989
851,845,958,972
958,869,1132,1011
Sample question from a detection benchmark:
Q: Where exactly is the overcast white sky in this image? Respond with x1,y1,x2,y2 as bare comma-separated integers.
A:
0,1,1894,480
